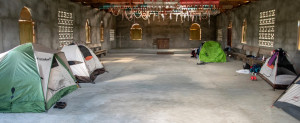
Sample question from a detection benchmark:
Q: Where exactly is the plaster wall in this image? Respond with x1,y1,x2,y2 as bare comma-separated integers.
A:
216,0,300,73
115,15,216,49
0,0,116,53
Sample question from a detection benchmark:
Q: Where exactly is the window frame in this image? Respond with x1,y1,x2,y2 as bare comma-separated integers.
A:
19,7,35,44
85,19,91,44
189,23,201,40
130,23,142,40
298,20,300,50
100,21,104,42
241,19,247,44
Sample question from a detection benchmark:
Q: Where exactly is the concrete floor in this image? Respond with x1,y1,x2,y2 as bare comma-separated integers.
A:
109,48,191,54
0,53,299,123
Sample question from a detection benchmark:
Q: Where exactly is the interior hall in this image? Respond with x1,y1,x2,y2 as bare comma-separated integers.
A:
1,0,300,122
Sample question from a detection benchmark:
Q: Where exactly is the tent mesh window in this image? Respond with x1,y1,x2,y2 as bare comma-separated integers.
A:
130,23,142,40
78,46,92,58
190,23,201,40
51,58,59,68
277,50,296,74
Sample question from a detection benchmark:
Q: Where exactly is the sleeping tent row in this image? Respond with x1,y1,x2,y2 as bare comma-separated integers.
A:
0,43,105,112
256,48,300,120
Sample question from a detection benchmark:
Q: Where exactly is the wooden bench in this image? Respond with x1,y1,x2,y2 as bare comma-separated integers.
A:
94,49,107,57
228,44,243,59
251,48,273,66
229,44,273,66
88,44,107,57
231,45,259,63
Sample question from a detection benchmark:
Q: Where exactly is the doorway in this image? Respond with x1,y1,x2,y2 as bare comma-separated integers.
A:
19,7,35,44
227,21,232,47
157,38,169,49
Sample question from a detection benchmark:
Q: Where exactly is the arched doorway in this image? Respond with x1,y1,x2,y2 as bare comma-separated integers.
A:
227,21,232,47
19,7,35,44
189,23,201,40
130,23,142,40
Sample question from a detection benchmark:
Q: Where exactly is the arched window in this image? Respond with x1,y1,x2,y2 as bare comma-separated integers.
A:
241,19,247,44
130,23,142,40
85,19,91,43
189,23,201,40
100,21,104,42
19,7,35,44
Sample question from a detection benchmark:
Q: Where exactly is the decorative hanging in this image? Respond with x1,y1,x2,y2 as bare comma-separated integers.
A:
191,14,194,22
180,14,183,23
158,12,161,22
124,10,133,21
103,0,220,23
111,8,121,16
148,18,150,24
134,11,142,18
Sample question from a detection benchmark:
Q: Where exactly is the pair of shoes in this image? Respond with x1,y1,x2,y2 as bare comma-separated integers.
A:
197,62,205,65
54,102,67,109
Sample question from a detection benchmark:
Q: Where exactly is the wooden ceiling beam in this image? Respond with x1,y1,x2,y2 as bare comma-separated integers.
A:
219,0,258,10
91,3,104,8
70,0,105,7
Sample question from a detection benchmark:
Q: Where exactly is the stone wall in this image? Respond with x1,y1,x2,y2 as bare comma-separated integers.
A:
216,0,300,73
0,0,116,53
115,15,217,48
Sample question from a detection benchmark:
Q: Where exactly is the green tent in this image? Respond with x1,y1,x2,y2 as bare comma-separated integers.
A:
199,41,226,63
0,43,77,112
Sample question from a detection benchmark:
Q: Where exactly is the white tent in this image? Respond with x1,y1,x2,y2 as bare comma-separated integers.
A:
259,49,296,89
274,75,300,120
61,44,105,83
0,43,77,112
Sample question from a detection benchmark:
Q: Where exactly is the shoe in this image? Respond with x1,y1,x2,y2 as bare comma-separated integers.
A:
54,102,67,109
197,63,205,65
